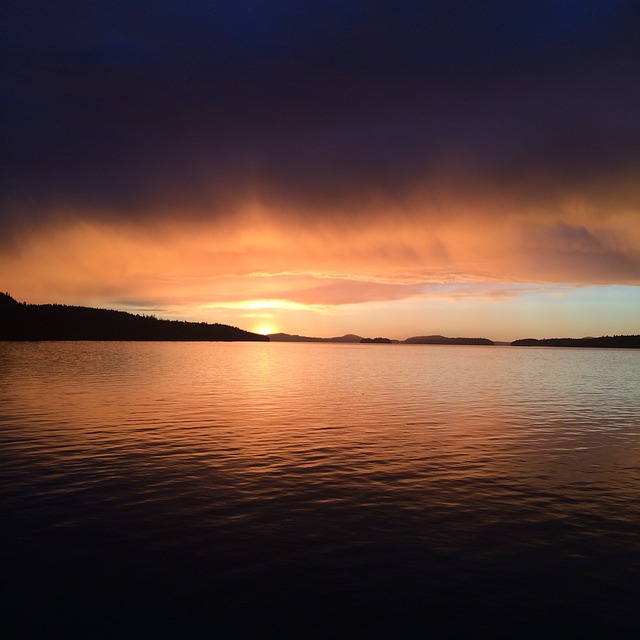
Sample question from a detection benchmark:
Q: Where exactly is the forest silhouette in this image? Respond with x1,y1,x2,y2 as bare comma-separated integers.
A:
511,336,640,348
0,293,268,342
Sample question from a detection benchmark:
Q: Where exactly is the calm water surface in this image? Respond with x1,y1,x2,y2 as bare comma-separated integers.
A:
1,342,639,638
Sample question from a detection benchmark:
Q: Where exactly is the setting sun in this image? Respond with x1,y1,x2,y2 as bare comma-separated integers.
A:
256,325,276,336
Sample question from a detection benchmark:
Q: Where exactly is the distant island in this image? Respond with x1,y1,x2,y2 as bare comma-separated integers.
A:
404,335,494,345
270,333,640,348
270,332,491,345
0,293,268,342
511,336,640,348
269,333,365,343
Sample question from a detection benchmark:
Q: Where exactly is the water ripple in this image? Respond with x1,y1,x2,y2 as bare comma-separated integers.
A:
1,342,639,637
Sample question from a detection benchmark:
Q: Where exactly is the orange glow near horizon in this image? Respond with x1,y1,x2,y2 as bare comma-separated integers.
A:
1,197,639,341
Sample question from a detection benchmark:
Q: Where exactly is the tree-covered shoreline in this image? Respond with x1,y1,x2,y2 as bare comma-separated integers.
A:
0,293,268,342
511,336,640,348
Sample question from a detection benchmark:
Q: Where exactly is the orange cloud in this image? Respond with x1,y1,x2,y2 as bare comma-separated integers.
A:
2,181,638,340
3,197,639,310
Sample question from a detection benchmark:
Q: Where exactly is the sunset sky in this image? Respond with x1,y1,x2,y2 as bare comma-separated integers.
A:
2,1,639,340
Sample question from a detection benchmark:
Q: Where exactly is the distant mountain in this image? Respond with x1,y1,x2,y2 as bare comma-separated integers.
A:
269,333,364,343
269,332,492,345
0,293,268,342
329,334,365,343
404,335,494,345
511,336,640,348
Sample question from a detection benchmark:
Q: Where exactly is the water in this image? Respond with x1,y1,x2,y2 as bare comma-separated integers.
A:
1,342,639,638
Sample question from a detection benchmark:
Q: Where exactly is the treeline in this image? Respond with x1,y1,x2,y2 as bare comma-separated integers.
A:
511,336,640,348
0,293,268,342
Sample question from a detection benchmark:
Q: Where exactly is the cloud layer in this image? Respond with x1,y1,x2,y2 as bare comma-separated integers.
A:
3,2,639,224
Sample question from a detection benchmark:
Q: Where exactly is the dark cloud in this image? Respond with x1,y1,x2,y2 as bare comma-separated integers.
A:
2,1,640,233
521,221,640,283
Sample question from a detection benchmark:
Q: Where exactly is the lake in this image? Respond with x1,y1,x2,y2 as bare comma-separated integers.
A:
1,342,639,638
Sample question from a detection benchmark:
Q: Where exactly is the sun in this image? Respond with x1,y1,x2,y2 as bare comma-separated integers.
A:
256,325,276,336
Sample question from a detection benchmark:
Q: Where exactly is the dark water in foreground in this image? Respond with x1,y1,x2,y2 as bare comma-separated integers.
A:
1,342,639,638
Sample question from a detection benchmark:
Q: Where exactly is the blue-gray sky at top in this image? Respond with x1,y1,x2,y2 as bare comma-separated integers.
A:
2,0,639,232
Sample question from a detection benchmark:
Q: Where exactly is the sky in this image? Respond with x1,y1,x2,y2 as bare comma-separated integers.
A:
2,0,639,340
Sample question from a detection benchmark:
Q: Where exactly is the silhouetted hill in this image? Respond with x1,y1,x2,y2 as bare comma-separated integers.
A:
0,293,268,342
0,292,21,309
360,337,393,343
269,333,365,343
331,334,365,343
404,335,494,345
511,335,640,348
